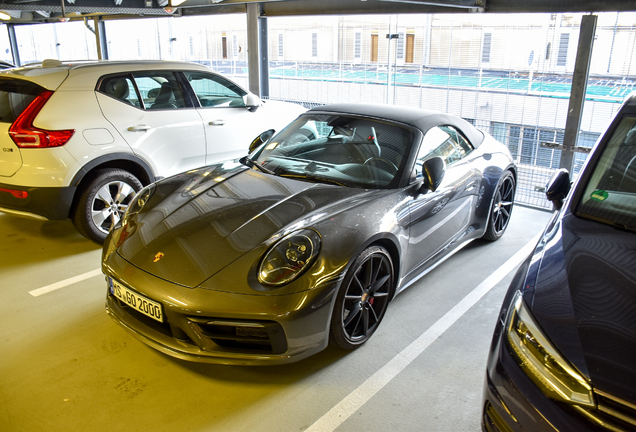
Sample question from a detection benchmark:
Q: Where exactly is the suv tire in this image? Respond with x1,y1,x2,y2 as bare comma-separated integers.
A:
72,168,142,244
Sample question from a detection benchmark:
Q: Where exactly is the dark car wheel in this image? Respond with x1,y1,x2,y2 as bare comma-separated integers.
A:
72,168,142,244
483,170,515,241
330,245,394,350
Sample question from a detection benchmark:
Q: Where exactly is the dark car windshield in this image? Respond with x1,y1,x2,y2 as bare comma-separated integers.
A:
251,114,415,189
576,115,636,232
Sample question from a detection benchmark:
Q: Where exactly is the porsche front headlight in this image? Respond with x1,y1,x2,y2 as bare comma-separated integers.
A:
506,291,594,407
123,183,156,226
258,229,321,286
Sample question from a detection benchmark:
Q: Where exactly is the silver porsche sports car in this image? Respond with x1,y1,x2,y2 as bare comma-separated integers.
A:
102,103,516,365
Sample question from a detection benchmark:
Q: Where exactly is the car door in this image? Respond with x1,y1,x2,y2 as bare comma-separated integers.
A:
404,125,479,278
96,71,206,178
182,70,282,163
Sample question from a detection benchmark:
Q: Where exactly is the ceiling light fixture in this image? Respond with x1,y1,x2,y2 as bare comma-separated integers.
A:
0,12,10,20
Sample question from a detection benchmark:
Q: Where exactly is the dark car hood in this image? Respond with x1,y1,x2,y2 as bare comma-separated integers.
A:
530,212,636,404
117,164,376,288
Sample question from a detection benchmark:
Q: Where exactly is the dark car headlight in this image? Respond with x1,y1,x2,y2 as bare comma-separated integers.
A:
506,291,594,407
122,183,156,226
258,229,321,286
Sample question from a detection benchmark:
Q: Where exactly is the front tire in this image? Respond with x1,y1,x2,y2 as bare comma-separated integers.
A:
482,170,515,241
330,246,394,350
72,168,142,244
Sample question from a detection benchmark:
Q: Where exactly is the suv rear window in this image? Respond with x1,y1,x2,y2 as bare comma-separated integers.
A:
0,78,45,123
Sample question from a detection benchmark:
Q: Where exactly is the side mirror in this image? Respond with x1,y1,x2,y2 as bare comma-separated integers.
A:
421,156,445,193
249,129,275,154
545,168,571,210
244,93,262,112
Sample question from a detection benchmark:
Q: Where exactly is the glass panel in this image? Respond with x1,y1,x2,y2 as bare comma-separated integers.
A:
577,116,636,231
13,21,97,63
521,127,537,165
0,78,44,123
254,114,413,189
183,71,247,108
418,126,463,167
509,126,520,161
133,71,186,110
537,129,556,168
481,32,492,63
98,75,140,108
557,33,570,67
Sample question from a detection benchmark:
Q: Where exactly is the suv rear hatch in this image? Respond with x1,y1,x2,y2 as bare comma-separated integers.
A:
0,68,68,177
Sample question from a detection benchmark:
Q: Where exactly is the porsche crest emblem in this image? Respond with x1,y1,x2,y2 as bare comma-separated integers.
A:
153,252,165,263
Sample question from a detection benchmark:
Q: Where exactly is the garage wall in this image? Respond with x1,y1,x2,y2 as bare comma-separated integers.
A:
4,11,636,208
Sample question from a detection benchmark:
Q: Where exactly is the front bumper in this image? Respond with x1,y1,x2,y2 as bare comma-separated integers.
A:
482,330,633,432
103,251,338,365
0,183,75,220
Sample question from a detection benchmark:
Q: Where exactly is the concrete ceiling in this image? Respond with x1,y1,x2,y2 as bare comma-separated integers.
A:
0,0,635,24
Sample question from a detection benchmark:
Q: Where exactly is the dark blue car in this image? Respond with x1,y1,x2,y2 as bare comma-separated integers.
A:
482,95,636,431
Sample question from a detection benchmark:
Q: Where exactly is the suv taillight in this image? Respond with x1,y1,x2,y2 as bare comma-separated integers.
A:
9,90,75,148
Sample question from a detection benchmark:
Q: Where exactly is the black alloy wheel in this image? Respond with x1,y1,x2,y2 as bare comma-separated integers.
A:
483,170,515,241
330,246,394,350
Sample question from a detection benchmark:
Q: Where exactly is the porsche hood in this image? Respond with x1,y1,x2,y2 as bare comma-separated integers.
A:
115,164,375,288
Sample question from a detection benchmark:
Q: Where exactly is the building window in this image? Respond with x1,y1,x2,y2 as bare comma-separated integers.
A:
278,33,284,59
312,33,318,57
371,34,378,62
481,32,492,63
499,123,565,169
232,34,239,58
222,36,227,59
405,34,415,64
354,32,361,59
396,32,405,60
557,33,569,67
545,42,551,60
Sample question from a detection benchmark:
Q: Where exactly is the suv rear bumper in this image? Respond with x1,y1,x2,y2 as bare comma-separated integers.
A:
0,183,76,220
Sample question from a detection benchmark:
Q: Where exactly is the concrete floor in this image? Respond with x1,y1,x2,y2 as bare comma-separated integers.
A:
0,205,552,432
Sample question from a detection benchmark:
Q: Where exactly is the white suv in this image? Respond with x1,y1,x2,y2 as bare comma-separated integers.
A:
0,59,305,243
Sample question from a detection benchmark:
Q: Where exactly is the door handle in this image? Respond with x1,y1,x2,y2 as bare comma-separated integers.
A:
209,120,226,126
127,125,152,132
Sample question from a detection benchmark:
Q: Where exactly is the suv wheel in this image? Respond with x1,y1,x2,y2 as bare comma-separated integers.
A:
72,169,142,244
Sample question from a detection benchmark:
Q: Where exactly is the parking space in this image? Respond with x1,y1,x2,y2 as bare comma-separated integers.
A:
0,205,552,432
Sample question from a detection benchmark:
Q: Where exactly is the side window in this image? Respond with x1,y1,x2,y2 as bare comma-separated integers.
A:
444,126,473,155
183,71,247,108
98,75,140,107
417,125,469,169
132,71,186,110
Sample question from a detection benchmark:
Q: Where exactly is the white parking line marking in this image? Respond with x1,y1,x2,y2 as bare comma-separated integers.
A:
29,269,102,297
306,233,542,432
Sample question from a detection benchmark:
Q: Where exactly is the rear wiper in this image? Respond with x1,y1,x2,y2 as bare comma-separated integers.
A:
239,156,275,175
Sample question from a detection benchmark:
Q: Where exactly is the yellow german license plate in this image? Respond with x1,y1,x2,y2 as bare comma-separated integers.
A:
109,277,163,323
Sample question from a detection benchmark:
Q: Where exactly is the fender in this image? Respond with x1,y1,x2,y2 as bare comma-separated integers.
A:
69,152,157,188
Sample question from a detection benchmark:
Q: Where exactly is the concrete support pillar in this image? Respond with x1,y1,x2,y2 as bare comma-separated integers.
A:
7,24,20,67
560,14,597,171
94,18,109,60
246,3,269,98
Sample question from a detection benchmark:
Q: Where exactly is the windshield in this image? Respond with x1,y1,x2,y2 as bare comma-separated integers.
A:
250,114,415,189
576,115,636,232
